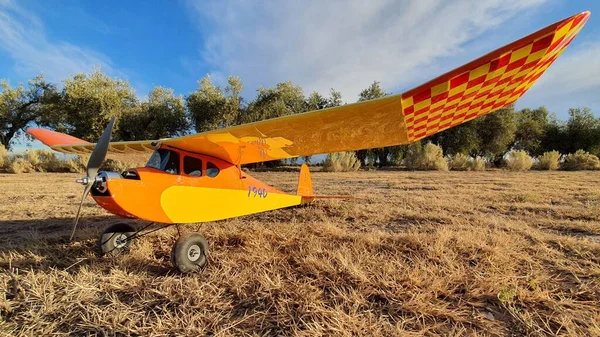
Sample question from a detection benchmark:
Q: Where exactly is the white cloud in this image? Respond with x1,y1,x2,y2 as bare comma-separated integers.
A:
516,39,600,116
187,0,548,101
0,1,117,82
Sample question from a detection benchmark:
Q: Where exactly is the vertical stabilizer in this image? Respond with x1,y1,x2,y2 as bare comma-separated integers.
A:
297,164,313,196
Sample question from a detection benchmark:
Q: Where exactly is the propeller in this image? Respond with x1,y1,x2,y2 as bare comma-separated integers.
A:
70,117,116,241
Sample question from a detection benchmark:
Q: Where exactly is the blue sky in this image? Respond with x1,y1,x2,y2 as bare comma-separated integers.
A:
1,0,598,126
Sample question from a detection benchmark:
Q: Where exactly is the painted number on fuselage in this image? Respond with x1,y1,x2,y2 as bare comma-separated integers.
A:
248,186,268,198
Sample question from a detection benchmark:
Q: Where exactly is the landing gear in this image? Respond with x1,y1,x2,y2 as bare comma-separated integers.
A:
98,223,135,255
97,222,209,273
170,233,209,273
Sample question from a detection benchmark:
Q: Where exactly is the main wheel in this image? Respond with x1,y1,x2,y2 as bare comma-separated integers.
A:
171,233,209,273
98,223,135,256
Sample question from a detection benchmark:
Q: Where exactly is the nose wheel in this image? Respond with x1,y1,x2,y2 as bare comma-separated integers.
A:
170,233,209,273
98,223,135,255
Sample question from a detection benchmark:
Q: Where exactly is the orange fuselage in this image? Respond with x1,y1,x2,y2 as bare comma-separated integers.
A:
92,147,303,224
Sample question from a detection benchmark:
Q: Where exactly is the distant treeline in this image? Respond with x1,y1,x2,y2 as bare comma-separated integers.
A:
1,69,599,169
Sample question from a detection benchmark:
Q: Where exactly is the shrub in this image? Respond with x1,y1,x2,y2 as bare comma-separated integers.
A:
21,150,42,171
101,158,130,172
505,150,533,171
404,142,448,171
7,157,33,174
450,153,470,171
322,152,361,172
534,151,561,170
469,157,486,171
0,144,9,171
562,150,600,170
75,155,89,171
449,153,486,171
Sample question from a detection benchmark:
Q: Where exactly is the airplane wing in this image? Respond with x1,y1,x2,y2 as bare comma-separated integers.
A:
28,11,590,165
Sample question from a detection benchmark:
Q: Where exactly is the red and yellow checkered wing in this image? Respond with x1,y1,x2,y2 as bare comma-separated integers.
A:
401,11,590,142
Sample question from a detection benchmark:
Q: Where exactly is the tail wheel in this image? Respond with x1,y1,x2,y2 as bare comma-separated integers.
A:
171,233,209,273
99,223,135,256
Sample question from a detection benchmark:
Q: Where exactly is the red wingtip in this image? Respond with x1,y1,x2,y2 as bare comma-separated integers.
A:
27,128,90,148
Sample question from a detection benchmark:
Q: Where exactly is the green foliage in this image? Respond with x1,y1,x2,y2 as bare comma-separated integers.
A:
534,151,561,170
305,89,342,111
564,108,600,156
539,108,600,157
1,76,58,149
44,68,137,141
562,150,600,170
498,286,517,304
322,152,361,172
404,142,448,171
514,107,549,156
119,86,188,140
245,81,306,123
187,75,243,132
429,106,517,163
428,121,480,156
477,107,518,162
505,150,533,171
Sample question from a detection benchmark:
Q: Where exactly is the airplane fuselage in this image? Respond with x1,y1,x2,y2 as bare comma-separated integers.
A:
91,146,303,223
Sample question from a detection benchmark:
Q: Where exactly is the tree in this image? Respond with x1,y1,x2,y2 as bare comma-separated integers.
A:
514,107,549,156
564,107,600,156
305,89,342,111
476,106,517,163
0,75,58,150
43,68,137,141
186,75,243,132
427,121,480,156
244,81,305,123
540,115,566,155
119,86,188,140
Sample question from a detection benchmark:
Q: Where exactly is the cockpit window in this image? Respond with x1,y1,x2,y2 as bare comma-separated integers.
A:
206,161,220,178
183,156,202,177
146,149,180,174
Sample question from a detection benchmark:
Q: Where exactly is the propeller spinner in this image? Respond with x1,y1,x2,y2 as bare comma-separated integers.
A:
70,117,116,241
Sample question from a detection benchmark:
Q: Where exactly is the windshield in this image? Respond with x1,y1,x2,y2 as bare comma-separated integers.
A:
146,149,180,174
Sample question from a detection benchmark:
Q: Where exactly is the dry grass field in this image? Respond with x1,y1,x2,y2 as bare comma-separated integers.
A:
0,170,599,336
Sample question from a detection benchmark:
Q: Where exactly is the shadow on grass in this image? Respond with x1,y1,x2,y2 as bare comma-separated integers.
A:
0,216,174,276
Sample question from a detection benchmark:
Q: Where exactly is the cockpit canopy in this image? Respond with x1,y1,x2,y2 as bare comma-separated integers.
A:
146,149,180,174
146,148,220,178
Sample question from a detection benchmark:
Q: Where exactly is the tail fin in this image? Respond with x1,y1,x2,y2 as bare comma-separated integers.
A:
297,164,354,202
297,164,313,196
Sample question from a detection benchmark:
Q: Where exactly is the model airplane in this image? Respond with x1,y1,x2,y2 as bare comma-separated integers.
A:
27,12,590,273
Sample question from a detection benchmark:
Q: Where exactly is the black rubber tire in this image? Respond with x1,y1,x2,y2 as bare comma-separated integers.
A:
99,223,135,256
171,233,209,273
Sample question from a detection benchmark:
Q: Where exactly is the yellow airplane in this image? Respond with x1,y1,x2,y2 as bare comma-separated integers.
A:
27,12,590,273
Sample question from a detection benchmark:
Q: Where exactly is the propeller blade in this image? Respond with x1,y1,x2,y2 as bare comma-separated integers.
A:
70,182,92,241
70,117,116,241
87,117,116,178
